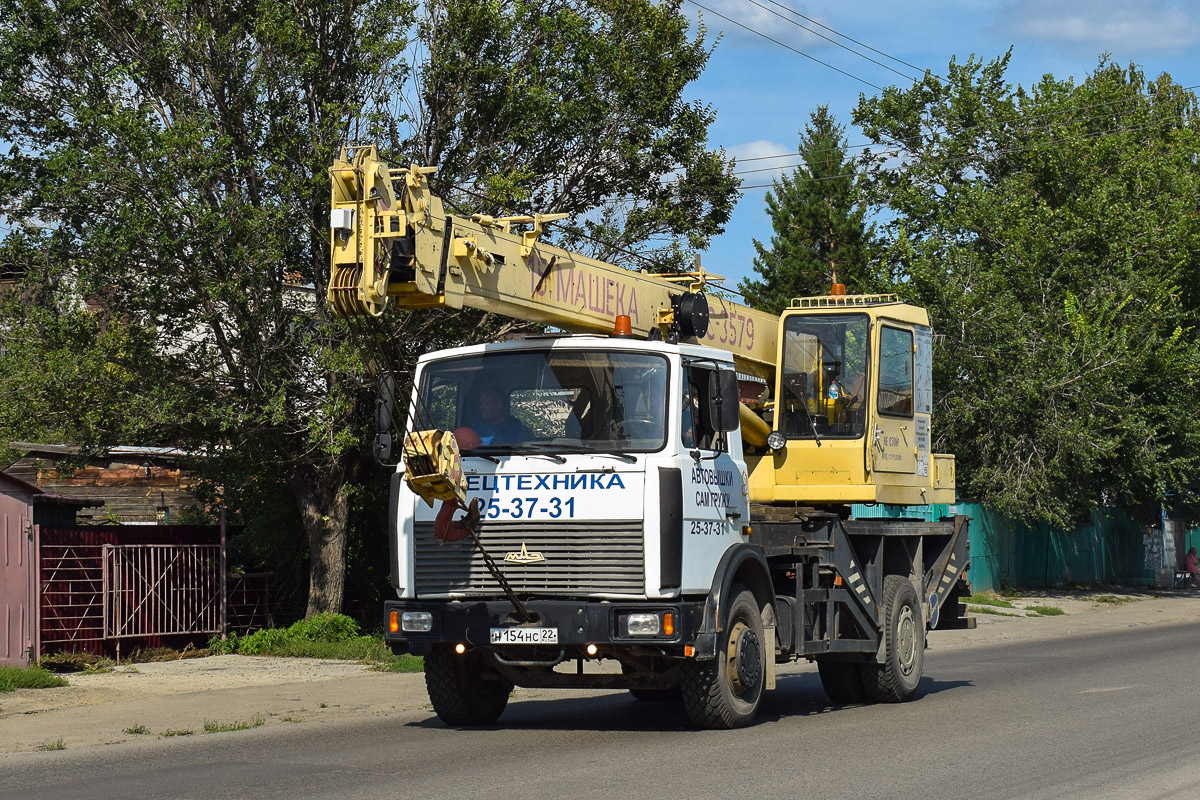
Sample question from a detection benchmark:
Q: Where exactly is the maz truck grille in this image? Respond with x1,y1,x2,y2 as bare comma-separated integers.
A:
414,520,645,597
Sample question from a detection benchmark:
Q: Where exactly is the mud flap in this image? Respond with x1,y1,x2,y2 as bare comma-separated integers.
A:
764,625,776,690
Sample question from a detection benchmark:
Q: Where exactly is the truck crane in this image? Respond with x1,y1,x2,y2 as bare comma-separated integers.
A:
329,145,973,729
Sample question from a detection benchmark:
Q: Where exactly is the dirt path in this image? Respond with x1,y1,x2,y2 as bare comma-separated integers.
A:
3,589,1198,753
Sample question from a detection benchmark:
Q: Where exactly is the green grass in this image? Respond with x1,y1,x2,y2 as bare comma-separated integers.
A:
162,729,194,737
36,738,65,751
372,653,424,673
969,606,1020,616
967,593,1016,608
1027,605,1065,616
209,613,424,672
0,664,69,692
203,716,265,733
1092,594,1134,604
123,724,151,735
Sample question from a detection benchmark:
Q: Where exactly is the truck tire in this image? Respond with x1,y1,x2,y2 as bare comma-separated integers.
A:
680,585,765,728
424,645,513,726
861,575,924,703
816,659,867,705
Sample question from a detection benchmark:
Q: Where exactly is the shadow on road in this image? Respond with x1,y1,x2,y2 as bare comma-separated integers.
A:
405,671,973,732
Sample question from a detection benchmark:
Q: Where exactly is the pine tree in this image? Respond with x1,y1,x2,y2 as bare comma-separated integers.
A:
739,106,870,311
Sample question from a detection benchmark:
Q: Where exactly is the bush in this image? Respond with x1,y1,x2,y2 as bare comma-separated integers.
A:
208,632,240,655
236,627,289,655
221,613,363,656
286,613,361,643
207,613,421,670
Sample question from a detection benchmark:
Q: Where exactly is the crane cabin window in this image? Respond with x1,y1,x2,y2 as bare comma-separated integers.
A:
780,314,868,439
414,349,669,454
877,326,914,416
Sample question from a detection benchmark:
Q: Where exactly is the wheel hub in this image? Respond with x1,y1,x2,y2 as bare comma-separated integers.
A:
726,621,761,694
897,605,916,676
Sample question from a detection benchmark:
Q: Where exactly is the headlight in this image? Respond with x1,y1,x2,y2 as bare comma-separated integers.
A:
627,613,661,636
401,611,433,633
766,430,786,451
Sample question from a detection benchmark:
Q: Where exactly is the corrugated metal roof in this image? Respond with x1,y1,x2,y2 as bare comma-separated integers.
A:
9,442,193,458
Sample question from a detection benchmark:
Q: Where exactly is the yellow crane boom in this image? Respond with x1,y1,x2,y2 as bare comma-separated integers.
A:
329,144,956,507
327,145,779,381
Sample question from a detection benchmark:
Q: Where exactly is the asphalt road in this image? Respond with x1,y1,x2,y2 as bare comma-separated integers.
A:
3,623,1198,800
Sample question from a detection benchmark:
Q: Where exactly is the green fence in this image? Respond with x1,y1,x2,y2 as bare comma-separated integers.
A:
851,502,1186,593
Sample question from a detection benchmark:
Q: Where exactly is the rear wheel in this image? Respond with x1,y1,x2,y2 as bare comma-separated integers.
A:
861,575,924,703
424,645,513,725
816,659,867,705
681,586,765,728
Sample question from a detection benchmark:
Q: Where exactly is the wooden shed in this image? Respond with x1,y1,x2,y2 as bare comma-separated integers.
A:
6,442,203,524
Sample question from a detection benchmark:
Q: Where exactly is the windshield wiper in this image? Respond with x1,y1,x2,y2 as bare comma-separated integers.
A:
511,443,568,464
528,443,638,464
467,443,568,463
460,446,502,463
511,441,643,465
594,451,637,463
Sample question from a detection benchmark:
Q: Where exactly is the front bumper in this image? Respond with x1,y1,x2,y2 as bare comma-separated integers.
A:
384,598,706,656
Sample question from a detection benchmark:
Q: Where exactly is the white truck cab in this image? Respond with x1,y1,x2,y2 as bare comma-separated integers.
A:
391,335,748,604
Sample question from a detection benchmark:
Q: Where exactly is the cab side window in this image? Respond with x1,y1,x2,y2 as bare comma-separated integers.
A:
878,326,913,416
681,366,721,451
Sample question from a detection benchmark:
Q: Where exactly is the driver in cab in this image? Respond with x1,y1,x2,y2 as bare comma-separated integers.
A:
472,386,531,446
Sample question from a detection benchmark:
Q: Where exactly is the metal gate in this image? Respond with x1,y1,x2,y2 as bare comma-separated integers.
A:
102,544,223,640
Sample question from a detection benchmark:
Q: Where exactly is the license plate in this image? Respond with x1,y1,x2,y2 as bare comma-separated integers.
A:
490,627,559,645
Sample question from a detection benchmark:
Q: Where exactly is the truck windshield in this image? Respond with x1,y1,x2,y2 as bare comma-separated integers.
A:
780,313,868,439
413,349,669,453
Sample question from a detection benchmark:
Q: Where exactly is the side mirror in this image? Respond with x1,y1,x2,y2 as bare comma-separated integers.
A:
373,432,393,463
376,372,398,435
373,372,398,465
707,370,740,433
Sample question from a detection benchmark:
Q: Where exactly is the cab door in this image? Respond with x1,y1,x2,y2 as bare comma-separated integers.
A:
872,324,917,474
677,362,748,594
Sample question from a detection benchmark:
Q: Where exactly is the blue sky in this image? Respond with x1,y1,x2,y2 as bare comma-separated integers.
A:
683,0,1200,291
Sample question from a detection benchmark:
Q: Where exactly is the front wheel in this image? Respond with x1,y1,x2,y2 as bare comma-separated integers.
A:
861,575,925,703
424,645,513,726
681,586,765,728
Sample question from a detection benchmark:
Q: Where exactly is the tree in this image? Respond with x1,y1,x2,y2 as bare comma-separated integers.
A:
0,0,738,613
853,55,1200,527
739,105,870,311
387,0,737,268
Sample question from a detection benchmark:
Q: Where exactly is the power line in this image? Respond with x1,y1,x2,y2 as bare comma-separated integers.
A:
767,0,935,80
683,107,1200,194
726,83,1200,169
741,0,921,84
685,0,884,91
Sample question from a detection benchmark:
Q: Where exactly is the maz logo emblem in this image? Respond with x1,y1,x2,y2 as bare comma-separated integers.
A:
504,542,545,564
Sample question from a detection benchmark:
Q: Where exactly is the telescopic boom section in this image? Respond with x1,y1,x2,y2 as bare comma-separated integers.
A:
328,145,779,381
